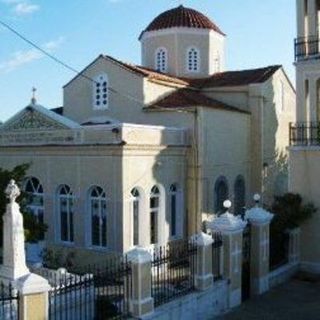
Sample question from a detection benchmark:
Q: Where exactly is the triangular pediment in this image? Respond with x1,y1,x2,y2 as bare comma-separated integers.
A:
1,104,80,132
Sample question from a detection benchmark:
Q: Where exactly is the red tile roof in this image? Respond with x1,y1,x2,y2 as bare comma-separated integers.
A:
104,55,190,86
194,65,282,88
64,55,281,91
140,5,225,39
104,56,281,89
147,89,250,114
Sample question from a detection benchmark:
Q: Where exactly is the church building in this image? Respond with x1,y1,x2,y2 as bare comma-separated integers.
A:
0,5,295,264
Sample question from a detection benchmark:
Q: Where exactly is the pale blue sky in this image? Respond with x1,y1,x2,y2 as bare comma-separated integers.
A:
0,0,296,121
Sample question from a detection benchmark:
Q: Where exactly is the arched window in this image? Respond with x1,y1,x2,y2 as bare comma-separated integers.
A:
150,186,160,245
234,176,246,216
24,177,44,240
90,186,107,248
214,177,229,214
187,47,200,72
169,184,178,238
155,48,167,73
93,74,108,109
131,188,140,246
214,54,221,73
58,185,74,243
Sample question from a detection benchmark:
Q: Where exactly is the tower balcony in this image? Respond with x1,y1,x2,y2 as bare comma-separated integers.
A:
289,122,320,146
294,36,320,61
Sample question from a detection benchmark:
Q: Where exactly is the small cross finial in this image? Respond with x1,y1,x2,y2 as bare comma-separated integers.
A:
31,87,37,105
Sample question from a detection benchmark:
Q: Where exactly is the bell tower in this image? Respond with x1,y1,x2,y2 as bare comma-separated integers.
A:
295,0,320,123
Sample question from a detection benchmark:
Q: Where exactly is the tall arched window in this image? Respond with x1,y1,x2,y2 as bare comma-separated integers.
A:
93,74,108,110
214,54,221,73
131,188,140,246
187,47,200,72
24,177,44,240
155,48,167,73
58,185,74,243
169,184,178,238
214,177,229,214
90,186,107,248
234,176,246,216
150,186,160,245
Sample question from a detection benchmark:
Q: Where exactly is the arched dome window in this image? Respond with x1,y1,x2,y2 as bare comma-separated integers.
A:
214,53,221,73
155,48,167,73
187,47,200,72
93,74,108,110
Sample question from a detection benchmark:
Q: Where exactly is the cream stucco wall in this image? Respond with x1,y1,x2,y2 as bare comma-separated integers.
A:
289,147,320,270
63,56,145,125
261,70,296,203
199,108,251,217
198,69,296,205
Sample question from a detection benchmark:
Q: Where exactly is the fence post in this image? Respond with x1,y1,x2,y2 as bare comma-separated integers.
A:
191,232,214,291
15,273,51,320
127,247,154,318
207,200,247,308
245,194,274,296
288,228,301,264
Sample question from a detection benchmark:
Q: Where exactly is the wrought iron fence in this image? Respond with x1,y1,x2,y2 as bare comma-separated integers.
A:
289,122,320,146
0,282,19,320
151,239,197,307
211,232,223,281
294,36,320,60
33,255,132,320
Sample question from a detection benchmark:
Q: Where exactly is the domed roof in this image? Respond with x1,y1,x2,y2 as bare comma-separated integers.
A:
139,5,225,39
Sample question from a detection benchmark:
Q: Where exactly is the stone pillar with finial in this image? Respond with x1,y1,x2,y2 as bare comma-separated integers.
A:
0,180,30,281
207,200,247,308
245,194,273,296
0,180,51,320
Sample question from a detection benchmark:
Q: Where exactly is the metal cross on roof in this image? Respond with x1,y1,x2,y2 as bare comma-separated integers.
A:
31,87,37,104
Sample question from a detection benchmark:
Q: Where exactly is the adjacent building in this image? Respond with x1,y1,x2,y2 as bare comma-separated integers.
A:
289,0,320,273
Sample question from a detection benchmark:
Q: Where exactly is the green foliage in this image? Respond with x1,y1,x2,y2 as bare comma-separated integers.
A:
271,193,316,232
0,164,48,244
41,248,76,271
269,193,316,268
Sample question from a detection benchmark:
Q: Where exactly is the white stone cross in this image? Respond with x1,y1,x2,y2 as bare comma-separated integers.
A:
1,180,29,281
5,179,20,204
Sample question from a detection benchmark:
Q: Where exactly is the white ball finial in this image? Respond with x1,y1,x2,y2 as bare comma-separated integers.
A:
253,194,261,202
223,200,232,209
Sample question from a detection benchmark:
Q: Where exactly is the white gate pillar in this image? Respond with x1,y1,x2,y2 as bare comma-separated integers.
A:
127,247,154,318
207,200,247,308
245,194,274,296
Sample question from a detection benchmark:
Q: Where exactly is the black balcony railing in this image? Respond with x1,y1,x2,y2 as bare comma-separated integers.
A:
294,36,320,60
289,122,320,146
